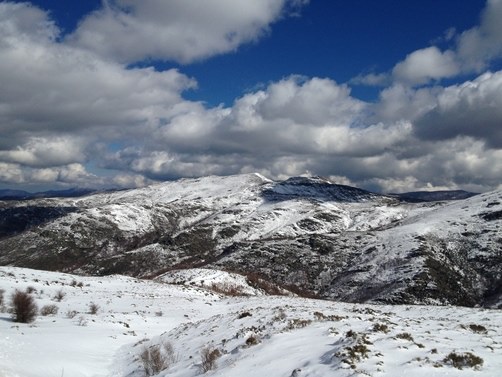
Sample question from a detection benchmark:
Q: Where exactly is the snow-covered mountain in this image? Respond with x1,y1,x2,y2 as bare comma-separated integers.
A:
0,173,500,307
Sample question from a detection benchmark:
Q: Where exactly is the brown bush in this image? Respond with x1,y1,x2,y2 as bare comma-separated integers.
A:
10,290,38,323
208,282,247,296
140,341,177,376
200,346,221,373
53,289,66,302
88,302,100,315
443,352,484,370
40,304,59,316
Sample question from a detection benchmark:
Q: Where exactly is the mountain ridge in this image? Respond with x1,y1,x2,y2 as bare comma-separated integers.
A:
0,173,500,307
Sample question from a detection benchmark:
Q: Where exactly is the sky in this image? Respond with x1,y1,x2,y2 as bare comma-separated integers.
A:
0,0,501,193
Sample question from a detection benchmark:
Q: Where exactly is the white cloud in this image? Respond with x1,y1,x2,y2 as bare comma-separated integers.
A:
457,0,502,71
392,47,460,85
414,71,502,147
0,162,24,184
69,0,308,64
0,2,500,194
0,3,197,163
356,0,502,87
0,137,87,167
349,72,390,87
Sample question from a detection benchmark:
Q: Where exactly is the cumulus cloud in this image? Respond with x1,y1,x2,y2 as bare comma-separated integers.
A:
457,0,502,71
0,162,24,184
414,71,502,147
69,0,308,64
0,3,197,162
0,137,87,167
354,0,502,87
392,47,460,85
0,1,500,194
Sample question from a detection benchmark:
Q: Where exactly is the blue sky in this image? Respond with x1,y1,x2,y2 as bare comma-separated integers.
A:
0,0,501,193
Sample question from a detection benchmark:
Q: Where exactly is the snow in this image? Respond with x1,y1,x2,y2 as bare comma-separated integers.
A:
1,266,501,377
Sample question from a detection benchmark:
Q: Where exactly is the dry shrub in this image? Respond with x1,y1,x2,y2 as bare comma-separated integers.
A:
0,288,4,307
443,352,484,370
140,341,177,376
66,309,78,319
53,289,66,302
208,282,247,296
10,289,38,323
245,335,260,346
88,302,100,314
245,272,284,295
373,323,390,333
40,304,59,316
200,346,221,373
26,286,37,294
468,324,487,334
395,332,414,342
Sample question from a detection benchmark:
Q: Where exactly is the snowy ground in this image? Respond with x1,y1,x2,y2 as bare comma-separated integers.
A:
1,266,501,377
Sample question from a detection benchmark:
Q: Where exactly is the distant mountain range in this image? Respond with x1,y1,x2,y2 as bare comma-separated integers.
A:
0,181,479,202
0,174,500,308
0,187,97,200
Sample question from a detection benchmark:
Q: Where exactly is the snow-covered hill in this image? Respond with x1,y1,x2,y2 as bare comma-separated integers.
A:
1,267,501,377
0,173,500,306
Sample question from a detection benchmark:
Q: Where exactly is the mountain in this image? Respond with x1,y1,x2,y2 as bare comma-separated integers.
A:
0,189,31,200
0,173,500,307
0,187,97,200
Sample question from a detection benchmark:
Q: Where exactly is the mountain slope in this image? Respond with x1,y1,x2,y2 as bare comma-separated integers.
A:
1,266,501,377
0,173,500,307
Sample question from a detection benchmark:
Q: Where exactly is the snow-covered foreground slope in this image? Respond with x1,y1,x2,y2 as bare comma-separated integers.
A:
1,267,501,377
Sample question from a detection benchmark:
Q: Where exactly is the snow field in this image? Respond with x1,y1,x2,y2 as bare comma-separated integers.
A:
2,267,501,377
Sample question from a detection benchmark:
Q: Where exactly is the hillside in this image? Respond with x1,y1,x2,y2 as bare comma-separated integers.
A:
1,266,501,377
0,173,501,307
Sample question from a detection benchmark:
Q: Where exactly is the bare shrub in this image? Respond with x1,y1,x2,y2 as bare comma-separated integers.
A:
208,282,247,296
245,272,284,295
200,346,221,373
140,341,177,376
26,286,37,294
77,316,88,326
70,280,84,288
373,323,390,333
88,302,99,315
443,352,484,370
395,332,414,342
40,304,59,316
161,341,178,365
10,290,38,323
0,288,4,308
285,318,312,330
245,335,260,346
468,324,487,334
53,289,66,302
66,310,78,319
